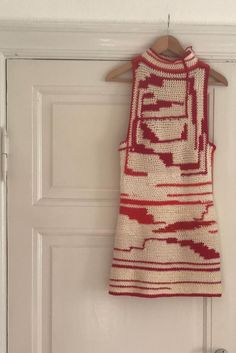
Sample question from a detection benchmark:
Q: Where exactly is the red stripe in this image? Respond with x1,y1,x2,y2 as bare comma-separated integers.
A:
112,257,220,266
152,220,216,232
109,284,171,290
114,237,220,260
108,291,222,298
136,116,187,120
109,278,222,285
155,181,212,187
112,264,220,272
167,192,213,197
120,198,213,205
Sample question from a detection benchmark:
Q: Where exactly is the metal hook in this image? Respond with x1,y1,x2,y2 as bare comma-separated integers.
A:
167,13,170,35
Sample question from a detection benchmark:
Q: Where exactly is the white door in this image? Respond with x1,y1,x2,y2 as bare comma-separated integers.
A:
7,58,236,353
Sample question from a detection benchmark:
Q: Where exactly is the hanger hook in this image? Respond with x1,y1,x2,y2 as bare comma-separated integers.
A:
167,13,170,35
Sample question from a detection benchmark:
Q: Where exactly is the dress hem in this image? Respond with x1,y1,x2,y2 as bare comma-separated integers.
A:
108,291,222,298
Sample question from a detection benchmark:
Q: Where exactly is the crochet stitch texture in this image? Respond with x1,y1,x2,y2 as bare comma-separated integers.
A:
108,46,222,298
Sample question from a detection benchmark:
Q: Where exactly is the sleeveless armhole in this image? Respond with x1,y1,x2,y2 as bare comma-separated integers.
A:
118,54,141,151
203,61,217,152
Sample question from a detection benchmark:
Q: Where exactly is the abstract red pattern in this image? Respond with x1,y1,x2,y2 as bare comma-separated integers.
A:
108,46,222,298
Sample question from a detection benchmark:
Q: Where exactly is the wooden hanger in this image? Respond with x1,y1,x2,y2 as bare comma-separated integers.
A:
105,16,228,86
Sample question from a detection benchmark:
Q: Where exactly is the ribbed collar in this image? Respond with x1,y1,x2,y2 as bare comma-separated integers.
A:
141,46,199,71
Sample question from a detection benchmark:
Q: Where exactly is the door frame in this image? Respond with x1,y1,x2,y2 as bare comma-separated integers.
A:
0,19,236,353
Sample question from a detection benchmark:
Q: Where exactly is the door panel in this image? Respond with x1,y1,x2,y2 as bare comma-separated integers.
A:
210,62,236,353
7,59,235,353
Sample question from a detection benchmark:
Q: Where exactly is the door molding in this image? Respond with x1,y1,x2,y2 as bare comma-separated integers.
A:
0,20,236,60
0,19,236,353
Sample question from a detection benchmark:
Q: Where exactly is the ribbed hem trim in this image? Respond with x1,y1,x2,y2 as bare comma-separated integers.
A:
108,291,222,298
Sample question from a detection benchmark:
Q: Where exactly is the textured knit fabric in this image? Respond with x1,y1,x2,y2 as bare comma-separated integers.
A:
108,45,222,298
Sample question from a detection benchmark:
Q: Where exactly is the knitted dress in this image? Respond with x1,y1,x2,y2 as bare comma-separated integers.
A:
108,46,222,298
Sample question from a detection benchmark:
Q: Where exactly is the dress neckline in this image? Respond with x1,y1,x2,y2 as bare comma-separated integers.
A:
141,45,199,71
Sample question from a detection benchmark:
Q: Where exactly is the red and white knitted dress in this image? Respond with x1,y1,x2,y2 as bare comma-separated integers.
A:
108,46,222,298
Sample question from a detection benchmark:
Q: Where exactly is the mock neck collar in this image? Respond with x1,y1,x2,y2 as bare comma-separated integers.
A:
141,46,199,71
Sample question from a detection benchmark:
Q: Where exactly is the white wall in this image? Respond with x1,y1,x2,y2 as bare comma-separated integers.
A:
0,0,235,24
